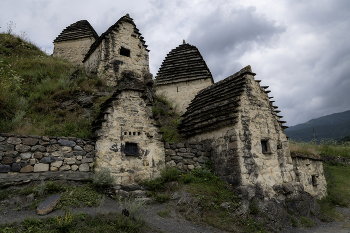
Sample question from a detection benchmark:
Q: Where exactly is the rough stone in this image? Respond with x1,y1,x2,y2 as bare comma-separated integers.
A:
42,136,50,141
7,137,21,145
59,165,71,171
178,153,195,158
73,146,83,151
71,165,79,171
34,163,49,172
84,145,94,152
22,138,39,146
2,157,13,164
20,161,27,167
11,163,21,172
34,152,43,159
30,159,36,165
171,156,183,160
79,163,89,172
86,151,95,158
178,148,187,153
65,158,76,165
20,165,34,173
41,156,56,164
176,143,185,148
5,151,19,157
61,146,72,153
31,145,46,152
20,153,32,160
52,151,63,157
51,161,63,167
0,143,14,151
115,190,129,198
73,151,86,156
165,149,176,156
0,165,11,173
47,144,60,152
130,190,146,197
76,156,82,160
81,158,93,163
37,194,61,215
188,165,195,170
166,160,176,167
58,139,76,147
50,167,58,171
16,144,31,153
0,136,5,142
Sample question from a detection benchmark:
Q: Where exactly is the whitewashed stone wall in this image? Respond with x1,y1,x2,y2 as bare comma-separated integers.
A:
84,21,149,86
95,90,164,185
53,37,96,65
155,78,213,114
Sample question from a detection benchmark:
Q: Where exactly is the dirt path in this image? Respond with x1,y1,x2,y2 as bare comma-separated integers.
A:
0,196,225,233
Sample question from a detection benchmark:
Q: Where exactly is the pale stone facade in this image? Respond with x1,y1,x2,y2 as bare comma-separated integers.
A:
93,75,164,185
156,78,213,114
53,37,96,65
180,65,327,200
83,14,149,86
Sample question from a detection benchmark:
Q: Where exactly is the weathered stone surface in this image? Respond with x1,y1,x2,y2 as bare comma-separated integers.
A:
20,165,34,173
34,163,49,172
73,146,83,151
73,151,86,156
20,161,27,167
86,151,95,158
84,145,94,152
130,190,146,197
0,165,11,173
41,156,56,164
20,153,32,160
59,165,71,171
183,159,195,165
0,136,5,142
0,143,14,151
52,151,63,157
178,153,195,158
47,144,60,152
7,137,21,145
165,149,176,156
176,143,184,148
178,148,187,153
42,136,50,141
34,152,43,159
37,194,61,215
81,158,93,163
51,161,63,167
58,139,76,147
115,190,129,198
171,156,183,160
50,167,58,171
16,144,31,153
76,156,82,160
79,163,89,172
31,145,46,152
2,157,13,164
11,163,21,172
22,138,39,146
30,159,36,165
166,160,176,167
61,146,72,153
71,165,79,171
4,151,18,157
65,158,76,165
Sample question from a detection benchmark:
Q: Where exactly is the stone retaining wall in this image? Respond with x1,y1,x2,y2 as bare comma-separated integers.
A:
0,133,96,174
164,142,212,172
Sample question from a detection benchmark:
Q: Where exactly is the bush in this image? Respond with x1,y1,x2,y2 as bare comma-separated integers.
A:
92,167,115,187
160,167,180,182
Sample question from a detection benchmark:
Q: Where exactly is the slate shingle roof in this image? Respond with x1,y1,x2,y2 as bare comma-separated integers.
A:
155,43,213,85
83,14,149,62
179,65,287,137
53,20,98,43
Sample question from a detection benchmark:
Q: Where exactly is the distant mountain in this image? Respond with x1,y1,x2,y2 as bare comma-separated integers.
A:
285,110,350,142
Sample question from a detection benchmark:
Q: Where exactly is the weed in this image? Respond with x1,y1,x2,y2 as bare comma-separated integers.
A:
290,216,299,227
158,210,171,218
92,167,115,188
19,186,35,196
34,179,47,196
300,216,316,227
155,194,171,203
249,200,259,215
56,209,74,232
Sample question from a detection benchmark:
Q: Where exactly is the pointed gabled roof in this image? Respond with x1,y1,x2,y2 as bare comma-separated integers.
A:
53,20,98,43
83,14,149,62
155,43,213,85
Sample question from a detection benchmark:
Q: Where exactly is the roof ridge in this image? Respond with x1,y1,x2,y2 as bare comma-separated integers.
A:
53,20,98,43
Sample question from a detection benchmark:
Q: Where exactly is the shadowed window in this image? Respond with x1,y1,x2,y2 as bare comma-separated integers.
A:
125,142,138,155
120,47,130,57
312,175,318,186
261,140,268,153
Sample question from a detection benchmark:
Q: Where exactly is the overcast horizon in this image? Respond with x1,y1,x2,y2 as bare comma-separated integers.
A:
1,0,349,127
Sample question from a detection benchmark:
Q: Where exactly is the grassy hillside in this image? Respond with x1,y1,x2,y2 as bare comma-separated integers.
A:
286,110,350,142
0,32,111,138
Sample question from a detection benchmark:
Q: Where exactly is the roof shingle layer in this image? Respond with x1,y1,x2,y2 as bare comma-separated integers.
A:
156,43,213,85
53,20,98,43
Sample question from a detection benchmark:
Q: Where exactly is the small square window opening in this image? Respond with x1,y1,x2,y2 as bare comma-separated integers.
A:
125,142,138,155
120,47,130,57
261,140,268,153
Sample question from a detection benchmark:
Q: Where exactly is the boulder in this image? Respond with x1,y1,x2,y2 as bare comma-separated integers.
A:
22,138,39,146
11,163,21,172
0,165,11,173
2,157,13,164
0,143,14,151
37,194,61,215
58,139,76,147
79,163,89,172
16,144,31,153
20,165,34,173
34,163,49,172
7,137,21,145
20,153,32,160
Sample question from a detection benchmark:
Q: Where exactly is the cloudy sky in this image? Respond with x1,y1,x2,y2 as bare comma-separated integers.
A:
1,0,349,126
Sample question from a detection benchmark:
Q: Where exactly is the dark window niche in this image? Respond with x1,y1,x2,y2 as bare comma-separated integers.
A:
120,47,130,57
261,140,268,153
312,175,318,186
124,142,138,156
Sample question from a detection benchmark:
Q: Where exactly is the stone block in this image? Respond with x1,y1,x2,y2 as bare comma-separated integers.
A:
50,139,57,144
130,190,146,197
74,146,83,151
34,163,49,172
65,158,76,165
0,136,5,142
22,138,39,146
34,152,43,159
198,156,209,163
188,165,195,170
7,137,21,145
16,144,31,153
203,144,211,151
30,159,36,165
178,148,186,153
76,161,82,165
165,149,176,156
79,163,89,172
62,146,72,153
178,153,195,158
59,165,71,171
41,156,56,164
84,145,94,152
176,143,184,148
20,152,32,160
164,143,170,149
183,159,195,165
11,163,21,172
143,160,149,166
47,144,60,152
20,161,27,167
165,156,171,162
42,136,50,141
31,145,46,152
50,167,58,171
170,143,176,149
76,156,82,160
196,151,203,156
86,151,95,158
52,151,63,157
166,160,176,167
51,161,63,167
2,157,13,164
5,151,18,157
0,143,14,151
20,165,34,173
73,151,86,156
81,158,93,163
228,141,238,150
37,194,60,215
71,165,79,171
0,165,11,173
171,156,183,160
58,139,76,147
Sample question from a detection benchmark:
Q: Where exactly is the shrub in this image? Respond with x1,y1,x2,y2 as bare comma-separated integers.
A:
160,167,180,182
92,167,115,188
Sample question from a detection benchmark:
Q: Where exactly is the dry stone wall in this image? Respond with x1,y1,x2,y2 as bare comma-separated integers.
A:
0,133,95,175
164,142,211,172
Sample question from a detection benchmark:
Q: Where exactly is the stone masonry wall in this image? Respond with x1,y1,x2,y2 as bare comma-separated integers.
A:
164,142,212,172
156,78,213,114
0,133,95,175
84,21,149,86
53,37,96,65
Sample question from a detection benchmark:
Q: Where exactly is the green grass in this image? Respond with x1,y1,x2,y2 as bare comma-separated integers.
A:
289,139,350,158
157,210,171,218
0,32,109,138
